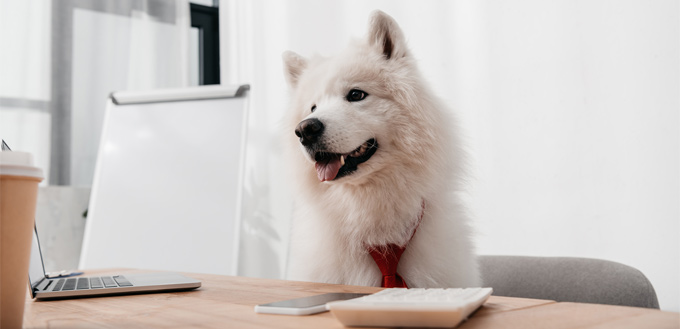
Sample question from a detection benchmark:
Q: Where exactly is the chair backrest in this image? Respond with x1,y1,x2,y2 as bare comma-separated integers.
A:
79,85,249,275
479,255,659,309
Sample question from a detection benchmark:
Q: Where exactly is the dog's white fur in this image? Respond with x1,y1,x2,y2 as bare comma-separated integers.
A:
283,11,480,288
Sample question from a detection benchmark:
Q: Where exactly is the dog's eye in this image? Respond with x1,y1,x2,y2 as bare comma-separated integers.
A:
311,105,317,113
346,89,368,102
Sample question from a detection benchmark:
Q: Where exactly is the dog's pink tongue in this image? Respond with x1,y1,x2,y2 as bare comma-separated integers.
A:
315,156,342,182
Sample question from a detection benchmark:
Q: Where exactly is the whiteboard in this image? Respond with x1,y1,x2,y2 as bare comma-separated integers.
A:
79,85,249,275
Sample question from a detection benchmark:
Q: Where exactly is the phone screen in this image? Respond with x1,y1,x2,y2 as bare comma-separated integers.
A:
260,293,368,308
255,292,369,315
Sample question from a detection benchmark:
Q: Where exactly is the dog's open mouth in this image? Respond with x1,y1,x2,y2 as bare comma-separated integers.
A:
314,139,378,182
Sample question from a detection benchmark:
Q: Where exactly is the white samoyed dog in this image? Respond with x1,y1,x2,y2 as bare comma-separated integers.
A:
282,10,480,288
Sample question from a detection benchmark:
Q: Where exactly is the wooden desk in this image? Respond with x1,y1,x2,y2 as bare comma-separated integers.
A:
24,269,679,328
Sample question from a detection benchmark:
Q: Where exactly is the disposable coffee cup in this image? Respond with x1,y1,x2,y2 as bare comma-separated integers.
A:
0,152,44,329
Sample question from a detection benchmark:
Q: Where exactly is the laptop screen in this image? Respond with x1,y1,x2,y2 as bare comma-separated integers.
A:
28,226,47,291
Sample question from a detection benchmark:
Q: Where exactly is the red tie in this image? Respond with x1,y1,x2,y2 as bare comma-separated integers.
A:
367,201,425,288
368,244,409,288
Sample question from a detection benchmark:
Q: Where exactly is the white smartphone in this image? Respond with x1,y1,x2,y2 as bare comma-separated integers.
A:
254,292,369,315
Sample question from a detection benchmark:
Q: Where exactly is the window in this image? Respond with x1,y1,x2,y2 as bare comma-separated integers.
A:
190,3,220,85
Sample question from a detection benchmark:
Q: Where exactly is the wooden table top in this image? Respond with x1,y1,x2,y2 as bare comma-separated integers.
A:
23,269,680,329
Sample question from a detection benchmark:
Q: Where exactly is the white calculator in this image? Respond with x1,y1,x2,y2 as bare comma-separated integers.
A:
327,287,493,328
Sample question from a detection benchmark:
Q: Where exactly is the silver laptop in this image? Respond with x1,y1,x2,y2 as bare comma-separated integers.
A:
28,225,201,300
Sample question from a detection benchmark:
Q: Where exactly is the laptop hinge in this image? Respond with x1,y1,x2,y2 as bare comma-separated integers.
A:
35,277,51,292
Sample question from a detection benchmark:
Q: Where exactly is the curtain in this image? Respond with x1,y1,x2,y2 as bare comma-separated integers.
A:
0,0,191,187
223,0,679,312
0,0,53,180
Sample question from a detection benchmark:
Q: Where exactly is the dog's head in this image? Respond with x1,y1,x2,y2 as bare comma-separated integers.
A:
283,11,438,184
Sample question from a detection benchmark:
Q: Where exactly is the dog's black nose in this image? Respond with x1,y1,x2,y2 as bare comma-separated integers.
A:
295,118,324,146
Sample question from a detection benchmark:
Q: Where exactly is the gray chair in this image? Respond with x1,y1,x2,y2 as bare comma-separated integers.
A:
479,255,659,309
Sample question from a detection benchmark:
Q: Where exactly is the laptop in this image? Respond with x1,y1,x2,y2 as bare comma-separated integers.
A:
28,224,202,300
0,139,201,300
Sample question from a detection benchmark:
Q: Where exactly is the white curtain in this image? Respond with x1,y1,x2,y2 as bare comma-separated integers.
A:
0,0,191,187
0,0,53,180
223,0,679,312
70,1,191,187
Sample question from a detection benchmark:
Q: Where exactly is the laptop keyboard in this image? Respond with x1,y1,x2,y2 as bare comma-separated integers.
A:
50,276,133,291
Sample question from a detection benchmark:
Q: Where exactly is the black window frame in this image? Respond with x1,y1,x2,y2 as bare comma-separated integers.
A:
190,3,220,85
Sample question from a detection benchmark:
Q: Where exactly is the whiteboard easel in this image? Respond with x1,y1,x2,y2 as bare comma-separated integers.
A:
79,85,249,275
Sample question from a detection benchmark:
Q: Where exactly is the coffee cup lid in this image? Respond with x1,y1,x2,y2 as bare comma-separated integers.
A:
0,152,44,180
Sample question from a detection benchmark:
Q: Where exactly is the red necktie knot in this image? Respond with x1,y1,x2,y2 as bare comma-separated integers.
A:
368,244,408,288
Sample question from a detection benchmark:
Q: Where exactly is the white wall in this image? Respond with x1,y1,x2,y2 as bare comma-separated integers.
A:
450,1,679,313
220,0,679,311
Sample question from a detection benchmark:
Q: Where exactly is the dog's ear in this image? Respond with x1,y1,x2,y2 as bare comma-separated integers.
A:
282,51,308,88
368,10,408,60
